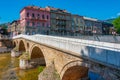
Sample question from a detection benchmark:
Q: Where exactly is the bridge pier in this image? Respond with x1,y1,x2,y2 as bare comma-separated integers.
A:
18,51,34,69
19,59,29,69
38,62,60,80
11,50,21,57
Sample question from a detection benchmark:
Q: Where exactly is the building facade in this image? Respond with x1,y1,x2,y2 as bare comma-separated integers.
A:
84,17,102,35
71,15,85,36
102,22,114,35
8,20,21,37
20,6,50,35
14,6,113,36
46,6,72,36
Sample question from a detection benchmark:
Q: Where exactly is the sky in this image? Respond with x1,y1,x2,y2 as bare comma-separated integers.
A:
0,0,120,24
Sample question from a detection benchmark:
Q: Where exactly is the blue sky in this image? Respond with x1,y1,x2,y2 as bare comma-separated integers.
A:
0,0,120,24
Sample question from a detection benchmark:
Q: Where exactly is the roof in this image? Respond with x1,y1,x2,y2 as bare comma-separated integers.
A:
46,6,69,13
10,20,20,25
72,14,83,17
83,17,98,21
20,6,49,13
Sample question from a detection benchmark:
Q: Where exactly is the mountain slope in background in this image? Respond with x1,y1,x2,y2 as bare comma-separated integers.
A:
105,18,115,24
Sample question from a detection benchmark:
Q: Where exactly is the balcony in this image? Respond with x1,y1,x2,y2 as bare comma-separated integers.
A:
56,22,66,26
27,17,48,22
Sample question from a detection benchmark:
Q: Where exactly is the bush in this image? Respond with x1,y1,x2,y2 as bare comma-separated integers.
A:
13,46,19,52
38,66,45,73
19,52,30,60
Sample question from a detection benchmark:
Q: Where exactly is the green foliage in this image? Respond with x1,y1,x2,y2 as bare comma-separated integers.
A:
106,18,115,24
38,66,45,73
0,24,8,29
113,16,120,34
1,25,7,29
0,23,8,35
53,69,60,79
13,46,19,52
19,51,30,60
16,66,41,80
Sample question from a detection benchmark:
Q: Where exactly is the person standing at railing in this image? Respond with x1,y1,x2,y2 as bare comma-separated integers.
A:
112,31,118,43
112,31,116,36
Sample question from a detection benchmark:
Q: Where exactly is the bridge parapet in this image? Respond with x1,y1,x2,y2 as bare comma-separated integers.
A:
13,34,120,70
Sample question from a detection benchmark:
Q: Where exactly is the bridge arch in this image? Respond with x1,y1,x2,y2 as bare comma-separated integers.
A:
61,60,89,80
30,45,46,66
18,40,26,52
13,41,16,48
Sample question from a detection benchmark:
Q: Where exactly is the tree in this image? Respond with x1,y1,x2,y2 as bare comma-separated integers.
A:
0,23,9,35
0,28,8,35
113,16,120,34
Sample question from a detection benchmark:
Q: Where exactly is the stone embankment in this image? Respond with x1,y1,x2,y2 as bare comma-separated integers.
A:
0,47,12,53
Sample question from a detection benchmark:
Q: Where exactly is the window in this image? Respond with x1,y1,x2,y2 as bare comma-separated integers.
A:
42,23,45,27
38,14,40,18
42,15,45,19
80,19,83,23
27,13,29,17
32,13,35,18
37,22,40,26
76,18,78,24
32,22,35,26
52,13,56,18
47,24,49,27
47,15,49,19
27,21,29,26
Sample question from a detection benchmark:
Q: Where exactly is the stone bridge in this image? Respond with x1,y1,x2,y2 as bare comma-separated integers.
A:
12,34,120,80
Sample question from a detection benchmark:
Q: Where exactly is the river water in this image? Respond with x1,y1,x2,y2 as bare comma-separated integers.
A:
0,53,105,80
0,53,44,80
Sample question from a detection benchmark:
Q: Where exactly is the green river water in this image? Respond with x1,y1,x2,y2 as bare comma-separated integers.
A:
0,53,44,80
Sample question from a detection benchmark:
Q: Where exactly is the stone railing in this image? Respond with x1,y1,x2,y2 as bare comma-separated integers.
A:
13,34,120,69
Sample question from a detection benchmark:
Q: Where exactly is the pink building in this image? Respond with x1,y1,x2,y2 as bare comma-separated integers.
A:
20,6,50,35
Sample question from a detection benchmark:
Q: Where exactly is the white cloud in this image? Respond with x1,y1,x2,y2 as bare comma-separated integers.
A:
117,12,120,16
